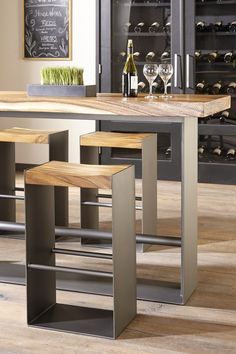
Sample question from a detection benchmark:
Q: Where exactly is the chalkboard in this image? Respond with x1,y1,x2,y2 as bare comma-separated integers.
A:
23,0,71,59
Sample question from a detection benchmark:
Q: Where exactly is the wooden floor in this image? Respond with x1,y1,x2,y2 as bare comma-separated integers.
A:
0,175,236,354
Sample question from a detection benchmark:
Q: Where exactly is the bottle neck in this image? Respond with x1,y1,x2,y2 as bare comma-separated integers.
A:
127,46,133,56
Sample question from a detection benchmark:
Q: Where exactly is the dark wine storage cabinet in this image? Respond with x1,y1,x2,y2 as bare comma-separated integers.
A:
96,0,236,184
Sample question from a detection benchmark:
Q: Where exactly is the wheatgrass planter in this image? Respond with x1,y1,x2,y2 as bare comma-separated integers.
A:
27,84,97,97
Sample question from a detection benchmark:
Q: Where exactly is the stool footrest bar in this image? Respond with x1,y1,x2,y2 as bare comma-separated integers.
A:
82,201,143,211
28,264,113,278
97,193,142,202
52,247,112,260
0,221,181,247
0,194,24,201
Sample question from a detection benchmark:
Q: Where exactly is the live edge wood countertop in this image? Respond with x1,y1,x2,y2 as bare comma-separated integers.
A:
0,91,231,118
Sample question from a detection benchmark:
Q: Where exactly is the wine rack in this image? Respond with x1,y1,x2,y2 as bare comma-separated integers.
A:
97,0,236,184
192,0,236,183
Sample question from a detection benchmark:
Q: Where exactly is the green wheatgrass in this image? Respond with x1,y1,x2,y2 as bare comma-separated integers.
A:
41,67,84,85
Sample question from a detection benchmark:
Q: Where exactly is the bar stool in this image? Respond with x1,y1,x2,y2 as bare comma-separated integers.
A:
24,161,136,339
0,127,68,227
80,131,157,252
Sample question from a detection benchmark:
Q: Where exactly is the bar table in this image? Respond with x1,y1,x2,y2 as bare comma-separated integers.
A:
0,92,231,305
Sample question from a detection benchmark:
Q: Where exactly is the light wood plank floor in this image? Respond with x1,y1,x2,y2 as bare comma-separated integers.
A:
0,175,236,354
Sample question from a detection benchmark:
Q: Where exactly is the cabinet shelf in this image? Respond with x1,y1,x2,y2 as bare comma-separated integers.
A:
196,70,236,74
196,0,236,5
196,62,236,67
197,31,236,36
115,32,168,37
121,2,170,8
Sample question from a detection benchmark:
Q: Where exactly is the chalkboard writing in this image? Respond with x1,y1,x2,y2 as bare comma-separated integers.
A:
24,0,71,59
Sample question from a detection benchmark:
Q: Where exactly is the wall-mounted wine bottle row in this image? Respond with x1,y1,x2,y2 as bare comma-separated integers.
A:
196,20,236,33
117,50,170,63
195,50,236,63
122,21,171,33
196,81,236,94
131,0,170,5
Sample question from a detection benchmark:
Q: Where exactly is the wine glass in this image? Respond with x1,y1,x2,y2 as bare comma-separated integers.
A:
158,63,174,98
143,64,159,99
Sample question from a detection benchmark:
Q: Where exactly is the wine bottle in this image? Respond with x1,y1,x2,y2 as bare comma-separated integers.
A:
134,22,145,33
226,82,236,95
122,22,132,33
211,81,222,94
145,51,156,61
133,51,141,61
224,51,235,63
198,146,205,154
219,111,229,123
163,22,171,32
165,146,172,157
228,21,236,32
196,81,210,94
226,148,236,158
152,81,164,93
207,51,219,63
118,51,126,63
148,22,160,33
196,21,207,32
195,50,202,61
213,21,224,32
138,81,146,92
122,39,138,97
160,51,170,62
213,146,222,156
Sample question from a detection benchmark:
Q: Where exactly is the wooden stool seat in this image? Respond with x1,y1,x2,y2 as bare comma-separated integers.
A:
0,127,63,144
25,161,130,189
80,131,154,149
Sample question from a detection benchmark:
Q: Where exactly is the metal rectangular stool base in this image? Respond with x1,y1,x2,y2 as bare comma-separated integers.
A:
29,303,114,339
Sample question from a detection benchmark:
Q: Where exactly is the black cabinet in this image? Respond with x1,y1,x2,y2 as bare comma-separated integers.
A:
97,0,236,184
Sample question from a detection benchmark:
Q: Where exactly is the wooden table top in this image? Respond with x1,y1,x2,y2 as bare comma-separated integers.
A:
0,91,231,118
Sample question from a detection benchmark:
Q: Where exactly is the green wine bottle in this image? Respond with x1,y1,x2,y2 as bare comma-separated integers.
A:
122,39,138,97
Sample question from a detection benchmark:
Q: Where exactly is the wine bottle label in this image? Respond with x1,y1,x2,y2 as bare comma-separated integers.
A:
131,76,138,90
214,83,221,89
229,82,236,88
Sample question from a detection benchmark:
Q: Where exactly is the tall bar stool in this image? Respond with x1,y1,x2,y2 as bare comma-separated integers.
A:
80,131,157,252
0,127,68,227
25,161,136,339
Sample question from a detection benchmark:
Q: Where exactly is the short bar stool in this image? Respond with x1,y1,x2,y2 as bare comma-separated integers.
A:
0,127,68,227
25,161,136,339
80,131,157,252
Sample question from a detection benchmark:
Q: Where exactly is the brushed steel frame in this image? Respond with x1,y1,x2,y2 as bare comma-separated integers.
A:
80,134,157,252
0,110,199,305
25,165,136,339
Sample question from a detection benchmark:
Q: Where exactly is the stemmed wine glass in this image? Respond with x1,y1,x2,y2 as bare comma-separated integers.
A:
143,64,159,99
158,63,174,98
